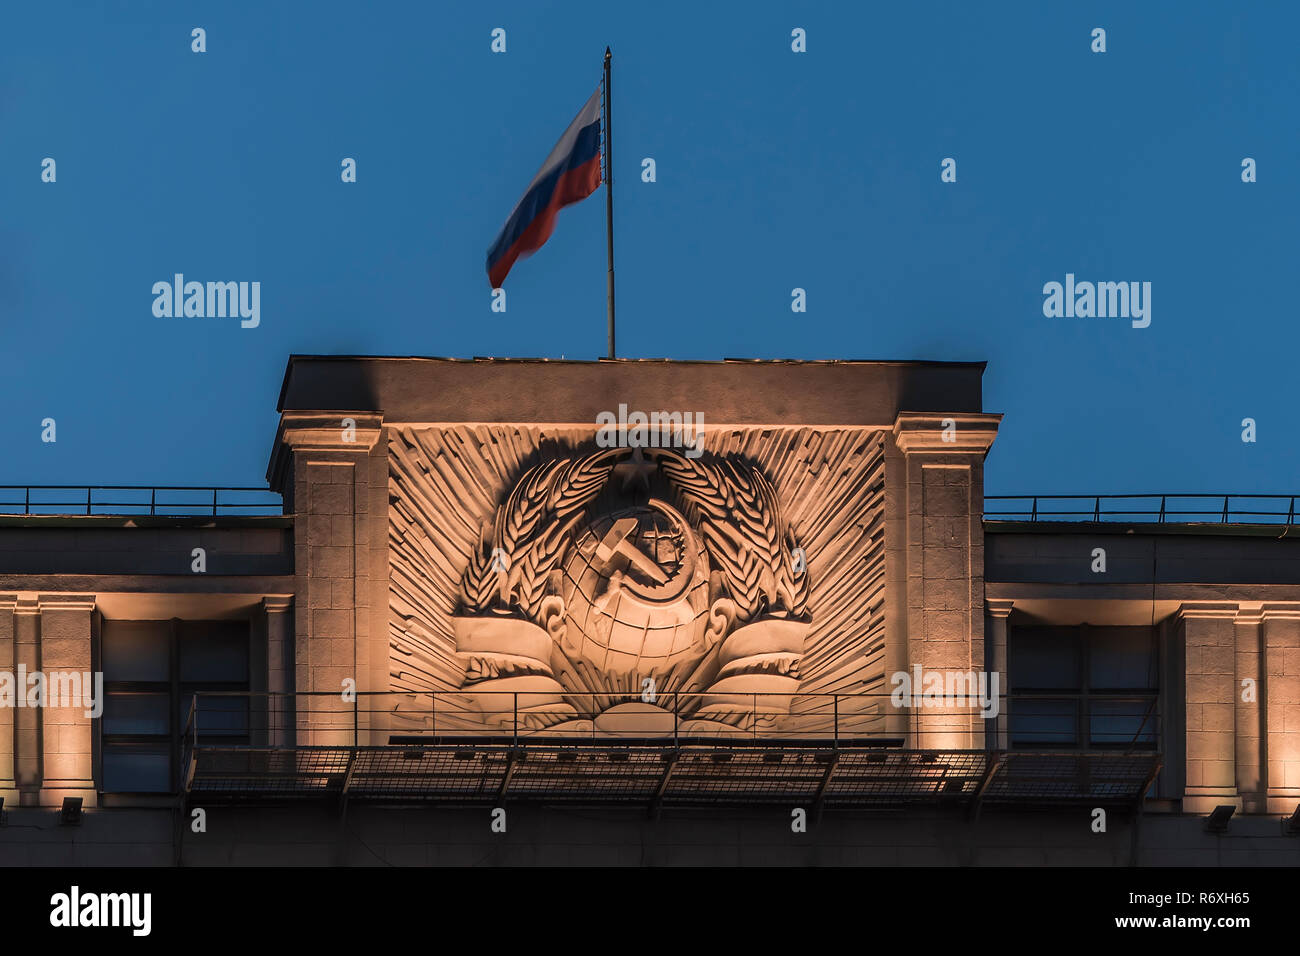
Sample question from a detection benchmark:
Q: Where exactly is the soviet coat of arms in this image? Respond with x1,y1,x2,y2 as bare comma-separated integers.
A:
451,446,811,733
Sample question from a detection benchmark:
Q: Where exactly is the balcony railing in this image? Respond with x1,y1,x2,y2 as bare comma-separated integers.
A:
985,494,1300,525
181,689,1159,749
177,691,1163,810
0,485,283,517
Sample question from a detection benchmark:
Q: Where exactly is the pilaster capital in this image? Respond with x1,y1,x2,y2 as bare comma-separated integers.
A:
1173,601,1239,623
268,411,384,490
262,595,294,613
38,594,97,612
1259,604,1300,623
1234,602,1265,625
892,412,1001,456
986,599,1015,619
277,411,383,454
5,593,96,614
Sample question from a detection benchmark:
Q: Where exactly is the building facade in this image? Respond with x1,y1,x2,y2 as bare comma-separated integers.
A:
1,356,1298,865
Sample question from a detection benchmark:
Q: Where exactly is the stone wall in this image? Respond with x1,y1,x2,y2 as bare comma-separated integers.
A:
2,805,1297,867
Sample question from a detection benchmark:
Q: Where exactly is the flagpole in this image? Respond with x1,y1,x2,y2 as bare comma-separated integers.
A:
603,47,616,360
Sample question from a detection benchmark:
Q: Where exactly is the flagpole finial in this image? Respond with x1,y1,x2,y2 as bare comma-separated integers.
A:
605,46,611,60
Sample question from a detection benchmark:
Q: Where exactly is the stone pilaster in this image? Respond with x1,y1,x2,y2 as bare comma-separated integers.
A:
263,596,294,749
269,412,384,746
0,595,15,800
37,595,98,807
1234,604,1265,812
985,599,1014,750
1262,607,1300,813
12,596,41,806
891,412,1000,749
1176,603,1239,813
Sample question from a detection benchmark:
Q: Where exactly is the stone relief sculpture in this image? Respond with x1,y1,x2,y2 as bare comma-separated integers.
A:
451,447,812,732
389,425,888,738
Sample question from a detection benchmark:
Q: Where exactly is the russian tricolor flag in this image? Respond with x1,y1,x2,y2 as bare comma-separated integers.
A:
486,86,603,289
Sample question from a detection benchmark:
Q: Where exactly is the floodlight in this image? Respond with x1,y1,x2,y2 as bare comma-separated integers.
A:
1204,804,1234,833
60,797,83,826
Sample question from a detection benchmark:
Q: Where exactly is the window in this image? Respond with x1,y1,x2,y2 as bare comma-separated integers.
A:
100,619,250,793
1007,624,1159,750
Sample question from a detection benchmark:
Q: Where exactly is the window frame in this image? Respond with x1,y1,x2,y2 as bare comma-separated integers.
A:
1007,623,1160,752
98,617,251,795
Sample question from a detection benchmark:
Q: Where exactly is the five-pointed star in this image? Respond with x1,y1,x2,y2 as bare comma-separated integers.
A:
613,445,657,493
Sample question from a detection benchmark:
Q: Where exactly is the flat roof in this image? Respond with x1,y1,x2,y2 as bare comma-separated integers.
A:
276,355,988,425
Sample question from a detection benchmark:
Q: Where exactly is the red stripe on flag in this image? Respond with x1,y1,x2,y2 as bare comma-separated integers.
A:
488,152,603,289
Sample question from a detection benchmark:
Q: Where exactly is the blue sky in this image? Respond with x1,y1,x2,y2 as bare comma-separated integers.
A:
2,1,1297,499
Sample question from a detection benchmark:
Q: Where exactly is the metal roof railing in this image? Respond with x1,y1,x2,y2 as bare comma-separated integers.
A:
985,494,1299,525
0,485,283,517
